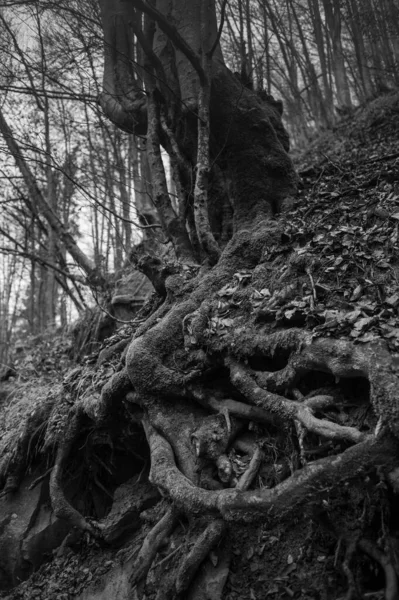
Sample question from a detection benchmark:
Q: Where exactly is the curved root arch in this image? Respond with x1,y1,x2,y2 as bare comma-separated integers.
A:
4,226,398,597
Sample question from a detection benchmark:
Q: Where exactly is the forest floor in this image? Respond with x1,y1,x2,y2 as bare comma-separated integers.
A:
1,91,399,600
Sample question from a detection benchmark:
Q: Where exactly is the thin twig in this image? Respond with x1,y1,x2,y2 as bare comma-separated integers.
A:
155,544,182,568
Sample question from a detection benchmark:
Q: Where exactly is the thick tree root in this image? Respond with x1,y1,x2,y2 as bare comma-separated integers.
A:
236,446,264,490
189,386,285,430
4,220,399,600
233,330,399,436
146,400,204,482
175,520,225,595
174,438,263,596
96,368,132,420
144,420,398,521
229,360,368,443
97,337,131,366
129,505,179,587
49,411,100,536
125,226,279,398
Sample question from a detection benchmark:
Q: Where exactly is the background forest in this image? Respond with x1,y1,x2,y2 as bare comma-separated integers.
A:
1,0,399,366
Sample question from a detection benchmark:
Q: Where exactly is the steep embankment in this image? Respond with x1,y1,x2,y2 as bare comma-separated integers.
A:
1,92,399,600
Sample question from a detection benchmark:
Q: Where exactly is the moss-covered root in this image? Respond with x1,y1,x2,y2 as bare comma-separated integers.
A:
49,411,101,536
232,330,399,437
97,368,132,421
174,447,263,597
144,418,398,521
229,360,368,444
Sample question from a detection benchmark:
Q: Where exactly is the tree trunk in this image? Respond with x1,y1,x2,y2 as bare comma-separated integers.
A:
0,108,106,288
308,0,335,123
346,0,374,102
323,0,352,109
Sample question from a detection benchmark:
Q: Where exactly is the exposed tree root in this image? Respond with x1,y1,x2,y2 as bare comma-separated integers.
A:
129,505,179,587
229,360,368,443
144,417,398,521
175,436,263,596
49,411,100,536
3,223,399,599
97,368,132,421
233,330,399,436
97,337,131,366
236,446,264,490
175,520,225,595
189,386,285,430
125,225,281,398
146,400,204,481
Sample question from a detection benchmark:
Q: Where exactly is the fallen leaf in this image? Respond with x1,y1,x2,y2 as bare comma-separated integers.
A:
386,294,399,307
350,285,363,301
353,316,374,331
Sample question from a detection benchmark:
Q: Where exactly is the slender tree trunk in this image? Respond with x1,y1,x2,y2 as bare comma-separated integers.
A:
115,134,132,251
346,0,374,101
323,0,352,109
0,108,105,287
261,2,271,93
308,0,334,122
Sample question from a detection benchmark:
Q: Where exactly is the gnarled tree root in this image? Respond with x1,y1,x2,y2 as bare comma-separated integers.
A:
232,330,399,437
229,360,368,444
49,411,101,536
144,420,398,521
189,386,285,430
237,446,264,490
174,439,263,596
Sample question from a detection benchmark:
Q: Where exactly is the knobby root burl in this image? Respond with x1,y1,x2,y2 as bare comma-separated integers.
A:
4,225,399,598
